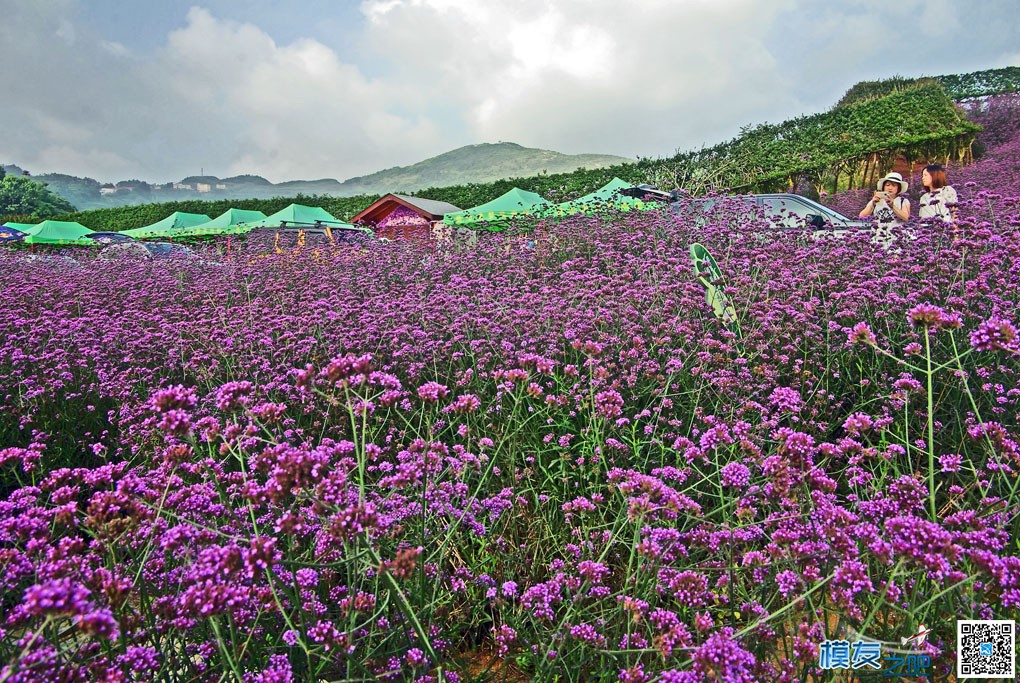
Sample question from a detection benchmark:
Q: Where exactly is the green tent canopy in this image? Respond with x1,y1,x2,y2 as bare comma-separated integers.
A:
3,222,38,232
121,212,212,239
242,203,355,229
443,188,551,227
552,178,652,215
167,208,268,237
22,220,95,245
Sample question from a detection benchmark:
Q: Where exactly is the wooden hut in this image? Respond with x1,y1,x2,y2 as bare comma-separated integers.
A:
351,194,462,241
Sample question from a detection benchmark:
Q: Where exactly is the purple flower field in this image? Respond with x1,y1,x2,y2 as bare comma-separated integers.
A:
2,110,1020,681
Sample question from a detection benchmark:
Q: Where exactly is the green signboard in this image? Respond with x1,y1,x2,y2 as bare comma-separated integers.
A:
689,243,740,337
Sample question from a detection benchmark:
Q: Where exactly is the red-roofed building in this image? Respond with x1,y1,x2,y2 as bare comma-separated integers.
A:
351,194,462,241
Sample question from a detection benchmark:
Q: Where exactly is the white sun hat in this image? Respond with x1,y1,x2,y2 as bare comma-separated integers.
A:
877,172,908,193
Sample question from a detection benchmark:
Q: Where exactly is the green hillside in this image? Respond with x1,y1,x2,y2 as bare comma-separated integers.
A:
645,81,979,196
837,67,1020,107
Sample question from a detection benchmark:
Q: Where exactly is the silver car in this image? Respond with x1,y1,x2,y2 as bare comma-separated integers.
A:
676,193,870,232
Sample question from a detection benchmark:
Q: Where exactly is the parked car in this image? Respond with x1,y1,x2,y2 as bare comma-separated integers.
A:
143,242,197,259
86,231,136,244
677,193,870,232
619,184,681,203
98,242,153,260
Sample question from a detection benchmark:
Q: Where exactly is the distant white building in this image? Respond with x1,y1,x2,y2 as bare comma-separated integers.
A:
196,183,211,193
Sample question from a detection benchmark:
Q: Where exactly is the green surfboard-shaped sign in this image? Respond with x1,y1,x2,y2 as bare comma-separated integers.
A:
689,243,740,336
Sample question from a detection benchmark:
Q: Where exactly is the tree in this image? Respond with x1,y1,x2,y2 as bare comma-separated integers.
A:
0,175,76,218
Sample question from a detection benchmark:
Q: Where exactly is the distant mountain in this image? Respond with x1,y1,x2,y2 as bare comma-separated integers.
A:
3,143,633,210
338,143,631,195
221,174,273,185
277,178,345,192
179,175,221,185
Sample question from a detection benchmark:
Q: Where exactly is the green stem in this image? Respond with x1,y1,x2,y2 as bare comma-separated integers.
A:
924,328,936,520
368,546,442,681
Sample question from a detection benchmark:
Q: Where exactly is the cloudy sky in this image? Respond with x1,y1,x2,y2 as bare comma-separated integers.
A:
2,0,1017,183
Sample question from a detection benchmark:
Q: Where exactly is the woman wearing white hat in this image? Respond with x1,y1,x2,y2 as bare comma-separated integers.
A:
859,172,911,243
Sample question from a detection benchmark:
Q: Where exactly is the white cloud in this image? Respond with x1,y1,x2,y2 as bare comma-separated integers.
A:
55,17,76,45
99,40,130,57
917,0,960,37
32,114,95,144
994,52,1020,68
34,145,136,180
139,7,441,181
1,5,443,182
503,9,615,81
358,0,798,157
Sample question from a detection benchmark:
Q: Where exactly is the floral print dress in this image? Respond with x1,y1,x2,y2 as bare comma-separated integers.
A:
872,195,907,246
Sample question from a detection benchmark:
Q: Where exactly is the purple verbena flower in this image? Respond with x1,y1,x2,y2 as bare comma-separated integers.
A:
848,322,877,345
594,389,624,419
971,317,1018,351
691,628,757,683
417,381,450,403
940,453,964,472
720,462,751,488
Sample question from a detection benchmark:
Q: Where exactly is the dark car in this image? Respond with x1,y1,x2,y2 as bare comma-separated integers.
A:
619,184,681,203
